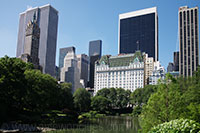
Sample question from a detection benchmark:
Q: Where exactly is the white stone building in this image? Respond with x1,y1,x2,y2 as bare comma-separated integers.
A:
149,61,165,85
94,51,145,95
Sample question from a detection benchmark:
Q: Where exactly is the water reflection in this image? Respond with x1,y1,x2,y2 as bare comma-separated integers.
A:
51,116,140,133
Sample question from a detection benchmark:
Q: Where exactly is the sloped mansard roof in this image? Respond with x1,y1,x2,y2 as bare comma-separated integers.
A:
97,51,144,67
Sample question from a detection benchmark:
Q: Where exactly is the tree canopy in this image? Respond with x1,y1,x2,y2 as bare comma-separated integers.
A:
140,72,200,132
73,88,91,112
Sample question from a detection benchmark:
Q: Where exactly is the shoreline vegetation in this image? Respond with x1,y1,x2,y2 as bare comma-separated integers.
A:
0,56,200,132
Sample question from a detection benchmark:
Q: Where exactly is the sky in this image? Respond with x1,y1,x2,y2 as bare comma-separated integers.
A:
0,0,199,69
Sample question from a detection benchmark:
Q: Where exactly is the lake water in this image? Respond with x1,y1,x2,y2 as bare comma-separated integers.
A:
49,116,140,133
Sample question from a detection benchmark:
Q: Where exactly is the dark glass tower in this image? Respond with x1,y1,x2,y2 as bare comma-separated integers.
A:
119,7,158,61
179,6,199,77
16,4,58,77
89,40,102,58
173,51,179,71
88,40,102,88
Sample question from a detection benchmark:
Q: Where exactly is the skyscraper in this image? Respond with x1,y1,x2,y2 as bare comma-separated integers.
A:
77,54,89,87
179,6,199,77
89,54,100,88
173,51,179,71
20,13,40,69
88,40,102,88
60,51,82,93
16,4,58,77
89,40,102,58
59,47,75,68
119,7,158,61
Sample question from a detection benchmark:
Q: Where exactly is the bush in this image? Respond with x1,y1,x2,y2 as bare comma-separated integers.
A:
148,119,200,133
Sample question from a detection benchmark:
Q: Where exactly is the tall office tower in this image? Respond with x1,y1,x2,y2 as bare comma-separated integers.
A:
77,54,89,87
59,47,75,68
88,40,102,88
60,51,82,93
89,40,102,58
16,4,58,77
20,13,40,69
179,6,199,77
89,54,100,88
173,51,179,71
119,7,158,61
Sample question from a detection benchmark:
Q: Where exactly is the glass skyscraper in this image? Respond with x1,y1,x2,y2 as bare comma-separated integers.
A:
88,40,102,88
119,7,158,61
89,40,102,58
16,4,58,77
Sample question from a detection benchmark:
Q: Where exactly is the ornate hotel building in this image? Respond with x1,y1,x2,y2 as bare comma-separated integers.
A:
94,51,145,95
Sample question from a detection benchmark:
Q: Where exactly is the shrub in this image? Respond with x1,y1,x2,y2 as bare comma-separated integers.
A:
148,119,200,133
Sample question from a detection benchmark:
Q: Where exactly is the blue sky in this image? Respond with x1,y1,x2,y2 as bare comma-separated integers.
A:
0,0,199,69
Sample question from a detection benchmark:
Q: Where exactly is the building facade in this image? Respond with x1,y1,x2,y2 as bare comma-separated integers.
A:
89,40,102,58
89,54,100,88
173,51,179,71
16,4,58,77
94,51,144,95
167,62,174,72
20,13,40,69
77,54,89,87
60,51,81,93
59,47,75,68
179,6,199,77
119,7,158,61
144,54,154,85
149,61,165,85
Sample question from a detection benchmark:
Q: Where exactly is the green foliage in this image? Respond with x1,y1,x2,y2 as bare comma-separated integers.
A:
78,111,105,123
0,56,33,122
73,88,91,112
96,88,131,111
130,85,157,116
24,69,59,112
57,83,73,110
0,56,75,123
91,96,111,113
148,119,200,133
140,71,200,132
130,85,157,107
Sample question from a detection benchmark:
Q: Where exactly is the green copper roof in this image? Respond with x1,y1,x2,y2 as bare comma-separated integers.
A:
97,51,144,67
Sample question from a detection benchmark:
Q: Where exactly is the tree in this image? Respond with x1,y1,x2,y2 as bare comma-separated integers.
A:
96,88,110,98
0,56,33,122
73,88,91,112
58,83,73,110
96,88,131,110
91,96,111,113
130,85,157,116
139,72,200,132
115,88,131,109
24,69,59,112
130,85,157,107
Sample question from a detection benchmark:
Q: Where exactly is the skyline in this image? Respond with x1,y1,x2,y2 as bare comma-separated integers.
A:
0,0,199,69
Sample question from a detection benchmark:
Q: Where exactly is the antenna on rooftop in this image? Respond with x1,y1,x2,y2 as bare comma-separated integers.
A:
136,40,140,51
